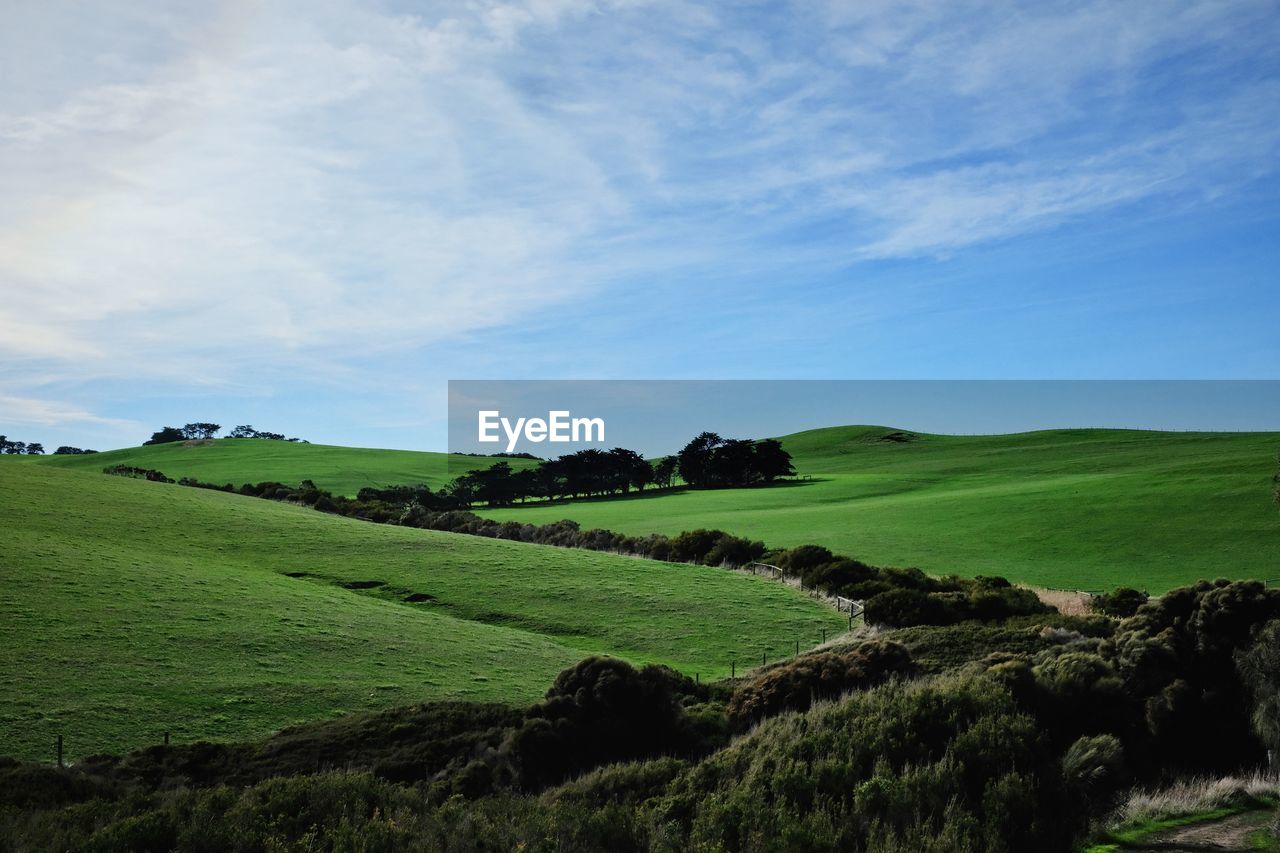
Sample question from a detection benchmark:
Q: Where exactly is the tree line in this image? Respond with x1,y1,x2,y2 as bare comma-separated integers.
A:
143,423,306,445
0,435,96,455
451,431,795,507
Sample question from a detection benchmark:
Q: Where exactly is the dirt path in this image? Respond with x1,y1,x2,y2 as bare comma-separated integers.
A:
1126,808,1276,851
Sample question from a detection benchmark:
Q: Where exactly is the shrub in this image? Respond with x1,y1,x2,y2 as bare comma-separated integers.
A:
865,588,955,627
504,657,708,791
726,640,917,727
775,544,834,574
665,674,1081,852
1091,587,1148,618
667,529,726,563
703,534,765,567
1107,579,1280,773
1062,734,1127,809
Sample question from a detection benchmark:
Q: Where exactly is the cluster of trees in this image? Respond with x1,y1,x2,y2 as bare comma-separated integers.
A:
144,423,221,444
676,432,795,487
450,451,673,506
0,435,44,455
0,436,98,455
227,424,304,441
446,432,794,508
143,423,305,445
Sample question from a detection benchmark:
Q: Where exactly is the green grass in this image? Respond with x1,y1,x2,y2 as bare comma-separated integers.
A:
34,438,527,497
480,426,1280,593
0,464,842,761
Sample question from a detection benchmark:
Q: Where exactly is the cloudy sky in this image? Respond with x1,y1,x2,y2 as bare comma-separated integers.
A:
3,0,1278,450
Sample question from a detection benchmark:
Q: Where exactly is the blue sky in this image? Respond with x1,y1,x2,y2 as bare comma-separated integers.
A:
2,0,1278,451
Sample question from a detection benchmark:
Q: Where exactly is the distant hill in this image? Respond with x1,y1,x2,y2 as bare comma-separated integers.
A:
34,437,533,496
0,463,840,760
481,425,1280,593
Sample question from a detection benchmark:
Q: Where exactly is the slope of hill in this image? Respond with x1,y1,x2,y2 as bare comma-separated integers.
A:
35,438,528,496
0,464,841,761
480,426,1280,593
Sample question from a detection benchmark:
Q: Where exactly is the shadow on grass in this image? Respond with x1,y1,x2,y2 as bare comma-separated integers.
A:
493,478,830,510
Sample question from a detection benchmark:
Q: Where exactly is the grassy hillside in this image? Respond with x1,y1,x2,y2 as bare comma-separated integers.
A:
481,426,1280,593
0,464,842,761
35,438,528,496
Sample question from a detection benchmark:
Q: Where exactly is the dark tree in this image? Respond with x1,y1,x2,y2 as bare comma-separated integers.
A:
181,422,221,440
653,456,678,489
471,462,519,507
677,432,723,487
144,427,185,445
24,442,44,455
607,447,651,493
753,439,795,482
4,441,26,455
709,438,757,486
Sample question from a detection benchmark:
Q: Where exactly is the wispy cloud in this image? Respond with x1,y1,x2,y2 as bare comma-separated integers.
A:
0,394,139,429
1,0,1277,431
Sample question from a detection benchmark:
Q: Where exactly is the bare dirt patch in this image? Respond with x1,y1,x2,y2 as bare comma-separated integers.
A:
1131,808,1276,851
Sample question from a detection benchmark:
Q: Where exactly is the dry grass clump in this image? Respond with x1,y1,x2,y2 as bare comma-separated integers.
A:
1032,587,1093,616
1115,770,1280,825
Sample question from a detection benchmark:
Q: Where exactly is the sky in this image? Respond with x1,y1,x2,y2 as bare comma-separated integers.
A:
2,0,1278,451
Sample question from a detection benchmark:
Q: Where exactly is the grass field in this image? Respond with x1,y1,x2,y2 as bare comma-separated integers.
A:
34,438,526,497
0,463,842,761
479,426,1280,593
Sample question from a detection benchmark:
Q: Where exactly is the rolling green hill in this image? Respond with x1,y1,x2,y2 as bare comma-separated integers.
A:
0,463,841,761
35,438,529,497
480,426,1280,594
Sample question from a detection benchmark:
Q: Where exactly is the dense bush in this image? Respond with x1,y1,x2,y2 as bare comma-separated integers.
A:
892,614,1113,674
658,674,1079,852
103,464,174,483
1030,651,1135,748
726,639,917,727
1061,734,1128,810
1090,587,1149,618
1239,619,1280,759
864,580,1053,628
0,674,1086,852
1106,579,1280,773
503,657,721,792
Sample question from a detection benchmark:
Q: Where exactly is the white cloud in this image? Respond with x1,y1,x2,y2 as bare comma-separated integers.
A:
0,394,138,429
0,0,1276,420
